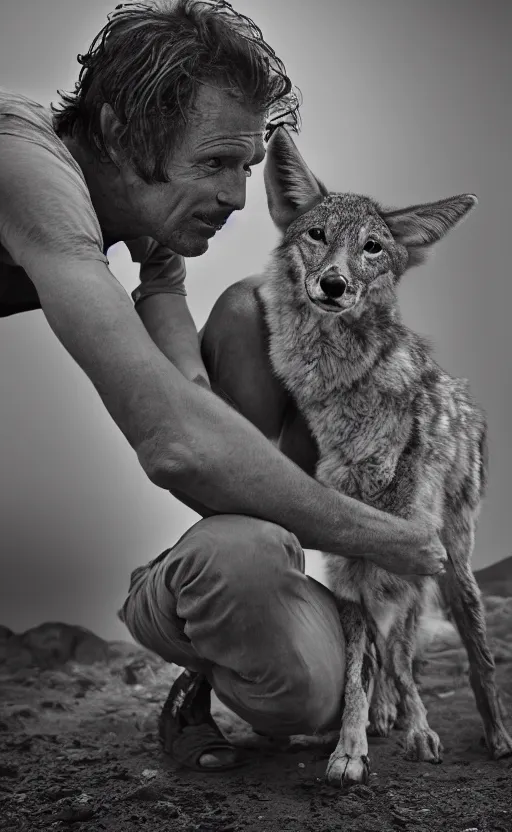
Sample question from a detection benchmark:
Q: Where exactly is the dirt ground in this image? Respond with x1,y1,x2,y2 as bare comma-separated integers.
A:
1,596,511,832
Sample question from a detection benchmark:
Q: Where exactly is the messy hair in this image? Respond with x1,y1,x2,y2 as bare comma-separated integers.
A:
52,0,301,183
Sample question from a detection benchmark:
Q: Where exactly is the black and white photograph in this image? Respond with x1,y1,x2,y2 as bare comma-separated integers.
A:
0,1,511,830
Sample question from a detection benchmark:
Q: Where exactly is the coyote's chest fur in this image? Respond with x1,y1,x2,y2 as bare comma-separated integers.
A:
260,282,465,616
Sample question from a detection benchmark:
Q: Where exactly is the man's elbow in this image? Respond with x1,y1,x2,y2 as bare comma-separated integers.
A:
137,437,198,491
141,436,229,514
191,373,211,390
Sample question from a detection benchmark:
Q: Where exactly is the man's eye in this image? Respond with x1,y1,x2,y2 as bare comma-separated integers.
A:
364,239,383,255
206,158,223,169
308,227,326,242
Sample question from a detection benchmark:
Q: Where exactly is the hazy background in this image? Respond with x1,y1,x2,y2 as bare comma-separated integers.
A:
0,0,510,641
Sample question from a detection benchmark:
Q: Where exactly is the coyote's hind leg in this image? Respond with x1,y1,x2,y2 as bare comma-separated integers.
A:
388,604,443,763
368,666,399,737
440,508,512,759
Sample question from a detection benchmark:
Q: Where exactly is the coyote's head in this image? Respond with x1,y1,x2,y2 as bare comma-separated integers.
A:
264,128,477,320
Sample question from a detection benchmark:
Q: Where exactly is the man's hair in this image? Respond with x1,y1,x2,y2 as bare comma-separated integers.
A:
52,0,301,183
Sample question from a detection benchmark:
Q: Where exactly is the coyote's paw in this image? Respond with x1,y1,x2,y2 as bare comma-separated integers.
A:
325,749,370,788
368,702,397,737
487,724,512,759
404,728,443,763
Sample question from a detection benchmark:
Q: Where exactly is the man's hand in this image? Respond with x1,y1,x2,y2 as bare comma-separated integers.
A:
367,516,448,577
412,518,448,575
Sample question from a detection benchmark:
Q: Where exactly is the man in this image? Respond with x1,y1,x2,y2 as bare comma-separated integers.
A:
0,0,446,771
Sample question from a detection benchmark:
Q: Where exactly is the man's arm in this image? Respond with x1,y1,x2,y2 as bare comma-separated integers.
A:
50,265,447,567
134,291,243,518
0,136,446,575
136,293,210,388
28,258,448,574
124,239,210,386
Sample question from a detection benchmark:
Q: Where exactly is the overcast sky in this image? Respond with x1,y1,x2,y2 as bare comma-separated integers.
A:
0,0,510,641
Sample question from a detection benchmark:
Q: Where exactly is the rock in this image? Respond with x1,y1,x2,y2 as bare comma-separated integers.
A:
45,786,78,802
122,658,151,685
8,706,37,719
73,637,111,665
54,804,95,822
123,782,166,802
0,763,19,778
150,800,180,819
474,556,512,598
141,769,160,780
0,637,33,668
72,674,101,698
20,623,109,668
348,784,374,800
20,623,77,666
0,626,13,641
40,699,67,710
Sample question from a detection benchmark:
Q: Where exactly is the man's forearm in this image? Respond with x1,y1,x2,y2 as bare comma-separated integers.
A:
150,377,429,565
136,293,210,386
33,264,438,574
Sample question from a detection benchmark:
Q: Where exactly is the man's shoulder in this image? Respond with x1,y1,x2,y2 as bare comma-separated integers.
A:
0,89,106,272
0,88,83,179
0,88,53,132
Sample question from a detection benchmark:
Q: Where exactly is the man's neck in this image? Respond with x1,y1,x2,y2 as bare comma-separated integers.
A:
61,133,142,244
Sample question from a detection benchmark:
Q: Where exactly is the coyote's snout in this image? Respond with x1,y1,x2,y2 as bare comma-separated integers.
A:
260,127,512,788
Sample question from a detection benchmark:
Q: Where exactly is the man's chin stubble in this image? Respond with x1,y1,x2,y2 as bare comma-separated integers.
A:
167,231,209,257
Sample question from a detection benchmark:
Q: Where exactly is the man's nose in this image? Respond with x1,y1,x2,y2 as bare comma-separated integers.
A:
217,175,247,212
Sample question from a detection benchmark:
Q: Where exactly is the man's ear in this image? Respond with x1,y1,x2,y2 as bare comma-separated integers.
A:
264,127,328,232
99,103,127,168
382,194,477,265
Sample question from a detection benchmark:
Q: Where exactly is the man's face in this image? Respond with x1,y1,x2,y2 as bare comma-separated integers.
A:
123,83,266,256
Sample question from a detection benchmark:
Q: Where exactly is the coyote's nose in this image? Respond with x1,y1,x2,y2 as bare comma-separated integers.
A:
319,270,347,299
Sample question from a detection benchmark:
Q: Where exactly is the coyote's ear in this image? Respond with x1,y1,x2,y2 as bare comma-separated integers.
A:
382,194,477,257
264,127,328,232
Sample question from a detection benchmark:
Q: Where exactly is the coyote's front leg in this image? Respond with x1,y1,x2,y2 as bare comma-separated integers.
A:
326,600,375,787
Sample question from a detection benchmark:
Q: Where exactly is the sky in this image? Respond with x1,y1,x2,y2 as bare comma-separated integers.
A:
0,0,511,641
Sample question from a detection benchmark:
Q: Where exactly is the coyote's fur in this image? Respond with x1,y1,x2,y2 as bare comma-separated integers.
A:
259,127,512,787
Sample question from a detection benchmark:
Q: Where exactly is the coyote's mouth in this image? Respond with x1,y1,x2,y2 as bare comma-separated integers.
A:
305,282,359,315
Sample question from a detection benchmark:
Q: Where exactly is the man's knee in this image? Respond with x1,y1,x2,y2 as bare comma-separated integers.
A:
200,276,265,360
215,638,343,736
200,276,288,437
206,275,266,326
167,514,305,604
271,659,342,734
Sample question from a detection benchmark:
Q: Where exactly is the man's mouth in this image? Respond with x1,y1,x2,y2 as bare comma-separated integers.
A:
193,213,228,232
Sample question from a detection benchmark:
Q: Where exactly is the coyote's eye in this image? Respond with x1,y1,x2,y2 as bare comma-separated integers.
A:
364,239,383,256
308,227,326,242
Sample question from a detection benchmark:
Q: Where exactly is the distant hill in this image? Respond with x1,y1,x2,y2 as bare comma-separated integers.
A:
474,556,512,598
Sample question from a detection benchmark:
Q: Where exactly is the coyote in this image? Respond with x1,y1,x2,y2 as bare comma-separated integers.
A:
259,127,512,788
